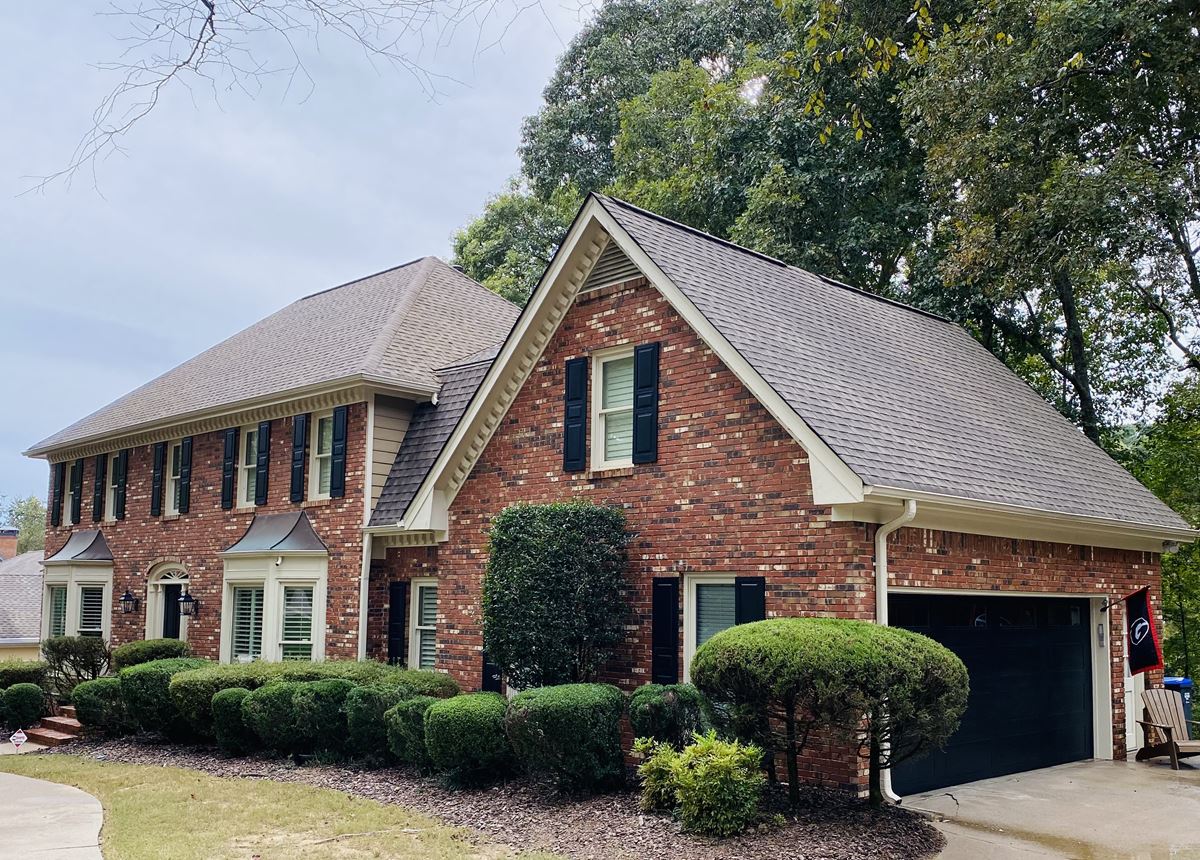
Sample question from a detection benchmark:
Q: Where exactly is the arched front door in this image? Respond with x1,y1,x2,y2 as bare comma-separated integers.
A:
147,566,189,641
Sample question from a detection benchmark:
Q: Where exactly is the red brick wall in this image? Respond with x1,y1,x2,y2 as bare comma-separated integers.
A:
43,403,369,660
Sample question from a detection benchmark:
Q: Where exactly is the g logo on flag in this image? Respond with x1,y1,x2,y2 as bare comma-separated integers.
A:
1130,618,1150,646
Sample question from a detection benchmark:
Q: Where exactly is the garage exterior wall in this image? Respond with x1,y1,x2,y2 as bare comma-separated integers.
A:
368,275,1166,788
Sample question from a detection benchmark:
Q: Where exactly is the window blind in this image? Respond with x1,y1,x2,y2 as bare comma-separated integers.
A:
415,585,438,670
316,416,333,495
49,586,67,637
281,585,314,661
601,356,635,461
78,586,104,637
232,586,264,661
695,583,736,647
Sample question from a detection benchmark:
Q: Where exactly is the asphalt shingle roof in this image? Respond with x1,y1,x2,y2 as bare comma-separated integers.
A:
596,195,1188,530
0,551,44,641
28,258,520,455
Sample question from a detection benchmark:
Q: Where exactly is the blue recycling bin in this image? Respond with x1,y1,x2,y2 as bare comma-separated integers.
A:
1164,677,1193,733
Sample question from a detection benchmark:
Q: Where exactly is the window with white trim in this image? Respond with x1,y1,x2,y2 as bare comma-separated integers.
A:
409,580,438,670
232,585,264,662
592,349,635,469
165,441,183,515
78,586,106,638
280,585,314,660
309,412,334,500
64,461,78,523
683,575,736,680
104,453,120,522
238,426,259,507
48,586,67,637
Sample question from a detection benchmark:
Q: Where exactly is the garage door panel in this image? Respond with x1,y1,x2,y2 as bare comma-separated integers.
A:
891,594,1093,795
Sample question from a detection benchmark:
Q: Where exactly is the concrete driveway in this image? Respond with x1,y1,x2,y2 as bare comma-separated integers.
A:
906,759,1200,859
0,770,103,858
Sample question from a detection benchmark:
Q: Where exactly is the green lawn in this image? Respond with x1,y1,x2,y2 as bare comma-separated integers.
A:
0,754,554,860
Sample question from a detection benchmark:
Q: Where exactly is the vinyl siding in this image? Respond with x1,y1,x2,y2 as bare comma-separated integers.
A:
371,395,413,511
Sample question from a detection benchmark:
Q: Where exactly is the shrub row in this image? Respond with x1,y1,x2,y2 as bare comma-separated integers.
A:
0,660,49,690
111,639,190,671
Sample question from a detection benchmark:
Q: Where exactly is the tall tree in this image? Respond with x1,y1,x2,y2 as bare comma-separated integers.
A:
3,496,46,555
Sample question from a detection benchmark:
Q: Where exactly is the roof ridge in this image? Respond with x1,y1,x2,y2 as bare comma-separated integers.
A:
596,194,952,325
361,257,438,375
298,257,428,302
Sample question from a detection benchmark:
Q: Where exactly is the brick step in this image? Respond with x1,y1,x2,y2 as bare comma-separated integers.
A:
40,716,83,736
23,727,77,747
60,705,77,719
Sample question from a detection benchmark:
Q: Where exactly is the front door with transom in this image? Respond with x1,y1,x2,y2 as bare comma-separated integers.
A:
162,583,182,640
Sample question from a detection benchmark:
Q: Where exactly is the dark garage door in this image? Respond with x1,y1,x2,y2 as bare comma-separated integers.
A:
891,593,1093,795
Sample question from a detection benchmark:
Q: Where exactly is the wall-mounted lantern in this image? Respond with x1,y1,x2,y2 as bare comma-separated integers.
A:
119,589,140,614
178,590,199,618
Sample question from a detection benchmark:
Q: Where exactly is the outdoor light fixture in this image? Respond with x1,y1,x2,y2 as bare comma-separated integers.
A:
119,589,140,614
178,590,199,618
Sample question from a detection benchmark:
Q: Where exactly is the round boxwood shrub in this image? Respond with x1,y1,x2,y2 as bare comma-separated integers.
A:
0,660,49,689
505,683,625,792
73,676,137,736
241,681,305,753
119,657,210,738
629,684,705,749
111,638,191,671
293,678,357,755
424,692,512,785
211,687,256,755
385,695,438,769
2,683,45,729
345,684,410,762
393,669,459,699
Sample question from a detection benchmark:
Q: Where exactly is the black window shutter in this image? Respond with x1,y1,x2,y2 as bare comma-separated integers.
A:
734,576,767,625
632,342,661,465
114,450,128,520
254,421,271,506
92,454,107,522
50,462,65,527
482,652,503,693
220,429,239,510
290,413,310,503
563,357,588,472
70,458,84,524
387,581,408,666
651,577,681,684
150,442,166,516
330,406,349,498
178,436,193,514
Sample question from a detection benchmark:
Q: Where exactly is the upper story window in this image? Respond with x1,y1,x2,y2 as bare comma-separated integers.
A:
238,426,259,507
64,461,78,524
309,412,334,500
104,453,120,522
166,441,183,515
592,349,635,470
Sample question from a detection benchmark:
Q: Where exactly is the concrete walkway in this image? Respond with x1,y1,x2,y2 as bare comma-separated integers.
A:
0,771,103,858
907,759,1200,859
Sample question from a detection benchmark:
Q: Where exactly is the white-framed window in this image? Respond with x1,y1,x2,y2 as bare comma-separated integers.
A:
104,452,120,522
47,585,67,637
683,575,737,681
280,585,314,660
231,585,264,662
220,554,327,664
64,461,78,523
165,441,183,515
409,578,438,670
591,347,636,470
78,586,105,637
309,412,334,500
42,565,113,642
238,426,259,507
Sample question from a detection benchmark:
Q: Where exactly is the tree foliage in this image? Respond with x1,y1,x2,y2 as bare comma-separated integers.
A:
2,496,46,556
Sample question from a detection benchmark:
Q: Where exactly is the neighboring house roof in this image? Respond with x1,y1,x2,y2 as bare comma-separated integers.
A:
223,511,327,555
370,350,497,526
594,195,1189,531
45,530,113,563
26,257,520,456
0,551,44,642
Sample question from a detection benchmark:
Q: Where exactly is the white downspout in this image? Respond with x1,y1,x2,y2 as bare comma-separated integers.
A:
356,530,373,659
875,498,917,804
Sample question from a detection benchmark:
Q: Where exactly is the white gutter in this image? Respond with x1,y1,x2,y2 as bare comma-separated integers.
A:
875,498,917,805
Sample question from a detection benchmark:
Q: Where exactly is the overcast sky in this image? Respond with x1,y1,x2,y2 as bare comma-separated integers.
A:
0,2,585,504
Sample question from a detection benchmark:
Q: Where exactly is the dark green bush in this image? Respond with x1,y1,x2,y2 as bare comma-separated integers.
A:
0,660,49,689
170,661,458,737
385,695,438,768
293,678,356,755
241,681,305,753
505,683,625,792
42,636,109,698
669,731,764,836
424,692,512,785
483,501,629,688
211,688,256,755
629,684,705,748
346,684,410,762
2,683,45,729
119,657,210,738
111,639,190,671
73,677,137,735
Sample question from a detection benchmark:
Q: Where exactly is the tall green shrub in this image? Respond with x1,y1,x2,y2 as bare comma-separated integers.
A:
2,683,45,729
111,639,190,671
293,678,356,755
119,657,210,738
211,688,256,755
73,677,137,736
424,693,512,785
483,501,629,688
629,684,705,748
505,683,626,792
345,685,410,762
42,636,109,699
385,695,438,768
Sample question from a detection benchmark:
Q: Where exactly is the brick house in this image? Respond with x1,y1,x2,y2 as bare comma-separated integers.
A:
25,258,518,665
363,195,1194,795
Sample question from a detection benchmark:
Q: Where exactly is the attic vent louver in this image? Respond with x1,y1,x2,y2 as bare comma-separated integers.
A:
581,242,641,292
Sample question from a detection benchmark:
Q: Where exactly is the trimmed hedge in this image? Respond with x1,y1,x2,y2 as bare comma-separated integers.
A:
425,693,512,785
3,683,45,729
629,684,705,748
294,678,356,755
241,682,305,753
169,660,459,737
505,683,625,792
346,684,410,761
211,688,256,755
111,639,190,671
73,677,137,735
119,658,210,737
385,695,438,769
0,660,49,689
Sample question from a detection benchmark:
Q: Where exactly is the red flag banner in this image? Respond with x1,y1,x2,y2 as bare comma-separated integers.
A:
1124,586,1163,676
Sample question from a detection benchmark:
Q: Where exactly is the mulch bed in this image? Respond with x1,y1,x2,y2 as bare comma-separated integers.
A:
46,737,943,859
